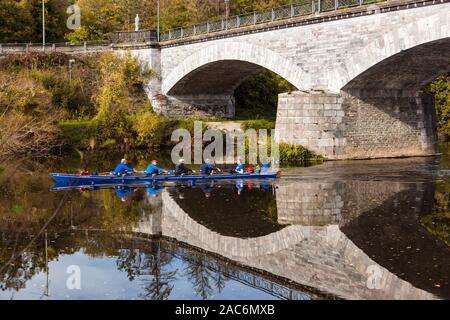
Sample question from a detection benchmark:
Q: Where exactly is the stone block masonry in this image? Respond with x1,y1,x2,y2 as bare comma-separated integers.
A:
341,90,438,159
275,90,438,159
276,91,346,159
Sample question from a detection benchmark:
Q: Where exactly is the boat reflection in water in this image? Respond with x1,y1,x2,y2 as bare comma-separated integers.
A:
0,158,449,299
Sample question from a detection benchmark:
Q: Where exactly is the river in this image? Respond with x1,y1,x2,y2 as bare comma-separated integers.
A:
0,146,449,300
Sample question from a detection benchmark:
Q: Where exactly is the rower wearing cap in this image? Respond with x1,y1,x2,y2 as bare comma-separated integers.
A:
144,160,167,175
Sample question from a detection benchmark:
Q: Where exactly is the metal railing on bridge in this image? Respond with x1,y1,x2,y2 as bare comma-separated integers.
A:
0,0,432,53
159,0,386,42
0,31,159,55
0,41,112,55
112,29,158,44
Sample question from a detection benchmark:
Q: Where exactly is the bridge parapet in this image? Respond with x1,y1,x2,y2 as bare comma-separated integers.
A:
0,41,114,55
158,0,443,46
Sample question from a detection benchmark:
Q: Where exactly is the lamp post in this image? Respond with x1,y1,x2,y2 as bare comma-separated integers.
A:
157,0,160,42
42,0,46,50
68,59,75,85
225,0,230,20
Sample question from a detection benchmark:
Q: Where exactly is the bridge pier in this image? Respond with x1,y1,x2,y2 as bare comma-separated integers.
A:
275,91,346,159
275,90,438,160
152,94,235,118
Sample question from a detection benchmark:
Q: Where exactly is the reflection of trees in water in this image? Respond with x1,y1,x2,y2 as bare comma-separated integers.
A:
0,252,36,292
1,231,295,300
0,233,49,292
420,179,450,246
0,167,160,293
116,240,177,300
183,253,214,299
180,249,231,300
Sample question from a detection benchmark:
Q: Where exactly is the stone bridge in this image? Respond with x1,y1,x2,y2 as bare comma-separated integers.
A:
125,0,450,159
1,0,448,159
132,176,449,299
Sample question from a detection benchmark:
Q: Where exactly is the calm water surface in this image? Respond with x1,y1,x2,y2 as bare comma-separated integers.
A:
0,147,449,300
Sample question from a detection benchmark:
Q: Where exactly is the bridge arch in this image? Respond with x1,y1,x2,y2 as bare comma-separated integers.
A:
162,41,305,95
277,9,450,160
330,10,450,92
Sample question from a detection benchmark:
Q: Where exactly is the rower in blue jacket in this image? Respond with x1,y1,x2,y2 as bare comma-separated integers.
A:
200,158,221,175
235,159,245,174
260,163,271,173
144,160,167,175
112,159,135,176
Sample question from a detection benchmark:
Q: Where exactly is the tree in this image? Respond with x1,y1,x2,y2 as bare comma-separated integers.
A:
65,0,127,42
0,0,34,43
0,0,69,43
424,74,450,138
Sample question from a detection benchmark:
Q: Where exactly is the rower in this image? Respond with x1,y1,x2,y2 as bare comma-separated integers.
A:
200,158,221,175
112,159,135,176
79,158,90,176
260,163,271,173
175,158,194,176
235,158,245,174
144,160,167,176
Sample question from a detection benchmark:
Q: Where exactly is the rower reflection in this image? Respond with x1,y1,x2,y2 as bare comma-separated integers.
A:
201,181,215,199
146,184,164,198
115,186,137,201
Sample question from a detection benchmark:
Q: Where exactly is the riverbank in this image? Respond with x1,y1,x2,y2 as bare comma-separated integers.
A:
0,52,323,165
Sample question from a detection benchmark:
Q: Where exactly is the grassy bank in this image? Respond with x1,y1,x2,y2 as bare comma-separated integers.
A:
0,52,198,159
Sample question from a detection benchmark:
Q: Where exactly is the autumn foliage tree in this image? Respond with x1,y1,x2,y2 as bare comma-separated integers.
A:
0,0,70,43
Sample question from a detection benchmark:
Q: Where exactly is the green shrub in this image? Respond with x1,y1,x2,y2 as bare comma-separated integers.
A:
39,71,81,112
90,53,135,147
123,51,155,87
59,121,91,147
279,143,324,164
65,26,91,44
134,111,197,149
424,74,450,138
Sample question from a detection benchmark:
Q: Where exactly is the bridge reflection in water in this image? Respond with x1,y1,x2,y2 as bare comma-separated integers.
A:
1,160,449,300
132,176,448,300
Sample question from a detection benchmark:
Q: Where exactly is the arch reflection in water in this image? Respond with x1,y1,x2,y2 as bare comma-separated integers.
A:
1,176,449,300
151,181,442,300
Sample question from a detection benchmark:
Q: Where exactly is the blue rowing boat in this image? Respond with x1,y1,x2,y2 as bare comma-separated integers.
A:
50,171,281,190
